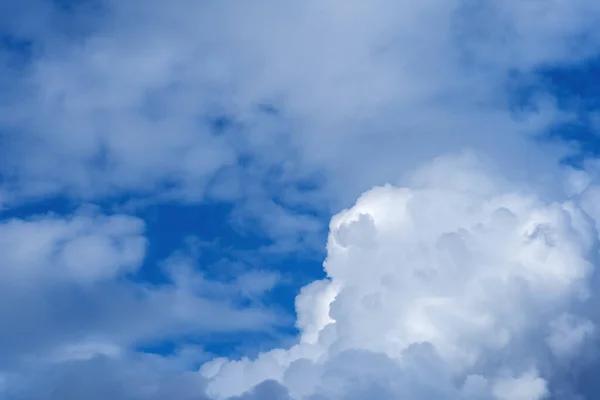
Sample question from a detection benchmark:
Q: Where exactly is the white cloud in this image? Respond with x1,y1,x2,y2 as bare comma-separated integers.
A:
201,154,600,399
0,209,146,283
0,209,284,377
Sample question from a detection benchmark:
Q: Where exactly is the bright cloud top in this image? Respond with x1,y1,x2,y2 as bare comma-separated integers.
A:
202,155,600,400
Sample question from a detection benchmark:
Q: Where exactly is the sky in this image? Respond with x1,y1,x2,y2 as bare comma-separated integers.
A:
3,0,600,399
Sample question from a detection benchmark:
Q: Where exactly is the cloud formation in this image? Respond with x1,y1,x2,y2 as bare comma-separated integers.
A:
2,0,600,399
202,154,600,399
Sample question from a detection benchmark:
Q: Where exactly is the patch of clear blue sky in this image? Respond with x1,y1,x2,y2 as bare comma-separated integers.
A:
541,58,600,163
512,57,600,166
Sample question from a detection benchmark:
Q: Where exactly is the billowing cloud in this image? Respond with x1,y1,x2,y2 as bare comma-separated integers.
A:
201,154,600,399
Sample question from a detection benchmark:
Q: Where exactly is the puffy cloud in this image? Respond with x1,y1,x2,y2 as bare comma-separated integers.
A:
202,154,600,399
0,208,283,376
0,209,146,283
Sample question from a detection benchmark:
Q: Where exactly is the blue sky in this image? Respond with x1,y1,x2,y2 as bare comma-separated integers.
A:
4,1,600,399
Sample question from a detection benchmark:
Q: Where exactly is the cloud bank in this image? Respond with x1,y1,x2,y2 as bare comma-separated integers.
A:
3,0,599,208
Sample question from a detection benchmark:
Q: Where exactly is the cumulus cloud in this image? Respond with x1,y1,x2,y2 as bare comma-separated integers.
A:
201,154,600,399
